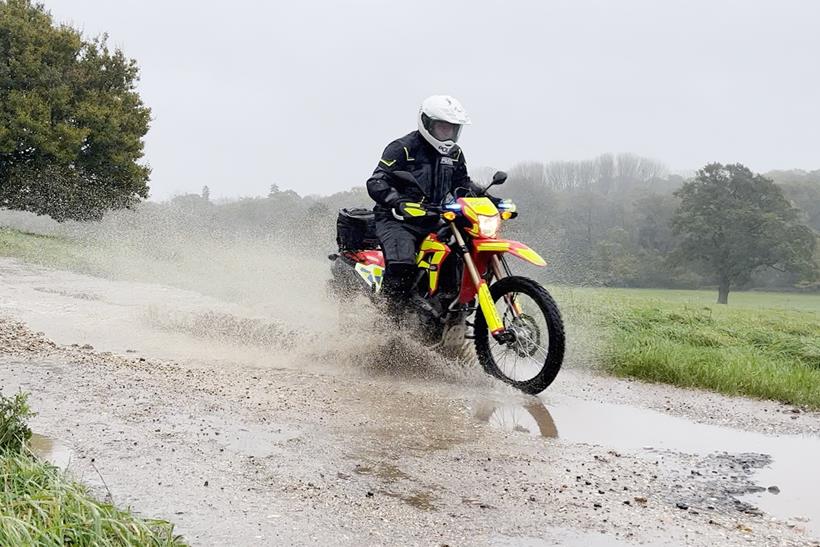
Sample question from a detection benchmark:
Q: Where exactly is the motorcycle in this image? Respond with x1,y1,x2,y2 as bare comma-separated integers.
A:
328,171,564,395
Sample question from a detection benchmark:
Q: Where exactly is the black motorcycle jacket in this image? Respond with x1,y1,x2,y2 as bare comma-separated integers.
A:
366,131,483,211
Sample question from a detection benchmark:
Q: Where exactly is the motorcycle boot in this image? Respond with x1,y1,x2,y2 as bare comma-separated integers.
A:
381,263,417,320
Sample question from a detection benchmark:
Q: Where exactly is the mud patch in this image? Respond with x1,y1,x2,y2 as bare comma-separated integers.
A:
353,462,410,483
352,463,440,511
379,489,438,511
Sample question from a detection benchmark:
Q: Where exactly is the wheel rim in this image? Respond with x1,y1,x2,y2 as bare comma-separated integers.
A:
488,292,551,383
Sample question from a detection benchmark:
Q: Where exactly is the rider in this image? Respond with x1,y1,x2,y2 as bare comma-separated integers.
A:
366,95,486,315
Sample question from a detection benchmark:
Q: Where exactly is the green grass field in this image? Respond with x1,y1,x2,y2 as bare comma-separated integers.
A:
2,226,820,407
0,227,94,272
557,287,820,408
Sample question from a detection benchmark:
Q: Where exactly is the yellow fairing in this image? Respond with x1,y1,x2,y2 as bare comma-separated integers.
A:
415,236,449,294
462,197,498,217
474,241,512,252
474,240,547,267
461,197,499,237
477,281,504,334
514,246,547,266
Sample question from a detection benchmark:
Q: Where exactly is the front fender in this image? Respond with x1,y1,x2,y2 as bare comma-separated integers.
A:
473,239,547,267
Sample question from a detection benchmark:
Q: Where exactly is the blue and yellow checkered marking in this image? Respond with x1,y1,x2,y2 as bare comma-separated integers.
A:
355,263,384,293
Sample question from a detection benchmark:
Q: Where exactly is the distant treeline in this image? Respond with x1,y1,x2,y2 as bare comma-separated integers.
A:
149,154,820,291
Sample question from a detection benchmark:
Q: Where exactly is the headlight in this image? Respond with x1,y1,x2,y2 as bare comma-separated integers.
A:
478,214,501,238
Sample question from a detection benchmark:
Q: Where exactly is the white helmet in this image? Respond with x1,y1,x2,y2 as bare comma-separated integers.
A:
418,95,472,155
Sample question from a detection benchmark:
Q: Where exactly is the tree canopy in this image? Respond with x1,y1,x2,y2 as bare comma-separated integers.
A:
0,0,150,221
672,163,817,304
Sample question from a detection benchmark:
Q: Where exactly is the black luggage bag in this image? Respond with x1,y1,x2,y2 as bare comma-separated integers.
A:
336,208,380,251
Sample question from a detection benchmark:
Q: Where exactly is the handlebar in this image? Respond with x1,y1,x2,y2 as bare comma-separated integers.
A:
393,198,516,221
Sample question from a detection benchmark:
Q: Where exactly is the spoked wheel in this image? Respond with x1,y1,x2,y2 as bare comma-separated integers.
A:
474,276,565,394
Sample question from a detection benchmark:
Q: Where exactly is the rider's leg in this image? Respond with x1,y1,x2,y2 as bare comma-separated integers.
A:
375,218,421,316
382,263,417,313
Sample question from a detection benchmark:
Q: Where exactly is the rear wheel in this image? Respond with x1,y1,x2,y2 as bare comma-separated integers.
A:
474,276,565,394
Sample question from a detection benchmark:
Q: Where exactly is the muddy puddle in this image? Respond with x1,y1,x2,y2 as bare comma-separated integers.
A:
28,433,73,469
472,394,820,535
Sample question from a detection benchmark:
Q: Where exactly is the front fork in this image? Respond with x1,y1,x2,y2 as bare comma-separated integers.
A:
491,256,524,317
450,224,519,339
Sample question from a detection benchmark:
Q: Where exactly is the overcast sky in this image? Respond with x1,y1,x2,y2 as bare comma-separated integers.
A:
44,0,820,200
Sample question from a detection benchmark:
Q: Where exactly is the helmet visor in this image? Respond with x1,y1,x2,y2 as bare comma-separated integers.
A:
427,119,463,143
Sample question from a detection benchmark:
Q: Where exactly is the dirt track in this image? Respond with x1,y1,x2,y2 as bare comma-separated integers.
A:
1,257,819,546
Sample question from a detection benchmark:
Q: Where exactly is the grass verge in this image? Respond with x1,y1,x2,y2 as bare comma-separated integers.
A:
0,227,93,272
0,392,185,546
560,287,820,408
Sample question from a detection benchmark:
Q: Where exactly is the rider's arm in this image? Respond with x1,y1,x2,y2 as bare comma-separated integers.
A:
451,148,500,201
366,140,408,207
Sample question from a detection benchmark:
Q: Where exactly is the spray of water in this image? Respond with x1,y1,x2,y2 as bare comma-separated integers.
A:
0,199,599,399
0,206,512,391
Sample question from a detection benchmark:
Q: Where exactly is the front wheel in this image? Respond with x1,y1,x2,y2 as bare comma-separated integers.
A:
474,276,565,394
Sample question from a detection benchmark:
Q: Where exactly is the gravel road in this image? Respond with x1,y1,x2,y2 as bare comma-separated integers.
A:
1,257,818,546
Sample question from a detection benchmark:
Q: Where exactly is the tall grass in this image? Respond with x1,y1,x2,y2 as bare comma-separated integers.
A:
0,392,185,546
0,392,34,452
0,454,185,546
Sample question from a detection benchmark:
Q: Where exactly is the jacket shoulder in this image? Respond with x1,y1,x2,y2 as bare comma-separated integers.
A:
381,132,420,165
377,137,406,169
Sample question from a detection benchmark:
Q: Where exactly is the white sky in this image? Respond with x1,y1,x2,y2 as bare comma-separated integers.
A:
43,0,820,200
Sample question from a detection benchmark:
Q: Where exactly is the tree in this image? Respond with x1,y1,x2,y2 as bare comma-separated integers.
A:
672,163,817,304
766,169,820,232
0,0,151,221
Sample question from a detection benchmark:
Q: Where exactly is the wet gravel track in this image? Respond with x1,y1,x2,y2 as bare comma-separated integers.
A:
1,258,819,546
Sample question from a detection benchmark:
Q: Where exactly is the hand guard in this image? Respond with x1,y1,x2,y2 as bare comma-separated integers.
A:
391,201,429,221
496,198,518,219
